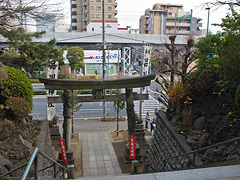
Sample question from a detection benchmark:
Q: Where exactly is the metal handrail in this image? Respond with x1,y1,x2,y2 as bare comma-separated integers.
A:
0,147,70,180
0,162,28,178
144,136,240,169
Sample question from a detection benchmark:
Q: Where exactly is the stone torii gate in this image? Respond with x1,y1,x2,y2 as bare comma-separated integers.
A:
39,74,155,164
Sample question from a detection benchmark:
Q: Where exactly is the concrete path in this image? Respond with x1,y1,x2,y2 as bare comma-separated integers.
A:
81,132,122,177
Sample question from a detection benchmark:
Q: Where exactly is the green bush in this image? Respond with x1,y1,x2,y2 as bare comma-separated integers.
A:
235,84,240,111
0,67,33,110
5,97,31,122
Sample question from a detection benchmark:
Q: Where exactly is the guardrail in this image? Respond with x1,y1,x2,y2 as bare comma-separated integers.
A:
0,147,71,180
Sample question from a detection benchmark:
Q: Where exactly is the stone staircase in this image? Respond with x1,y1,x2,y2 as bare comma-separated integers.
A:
42,164,240,180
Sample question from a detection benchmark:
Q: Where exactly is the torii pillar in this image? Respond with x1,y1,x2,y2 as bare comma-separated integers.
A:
124,88,142,162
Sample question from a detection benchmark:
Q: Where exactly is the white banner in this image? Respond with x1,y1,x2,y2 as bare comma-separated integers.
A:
46,60,58,121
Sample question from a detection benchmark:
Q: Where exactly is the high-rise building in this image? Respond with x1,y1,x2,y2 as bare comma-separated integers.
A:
36,13,70,32
139,3,202,36
71,0,118,32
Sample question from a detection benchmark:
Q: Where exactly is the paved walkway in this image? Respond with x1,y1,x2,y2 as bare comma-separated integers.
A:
81,132,122,177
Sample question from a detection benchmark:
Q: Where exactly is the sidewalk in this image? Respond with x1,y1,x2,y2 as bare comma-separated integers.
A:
80,132,122,177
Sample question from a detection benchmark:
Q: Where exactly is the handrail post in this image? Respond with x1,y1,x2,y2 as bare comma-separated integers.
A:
34,154,38,180
193,152,196,168
53,163,57,178
62,168,65,178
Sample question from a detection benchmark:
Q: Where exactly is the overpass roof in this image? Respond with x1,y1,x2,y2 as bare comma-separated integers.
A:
36,32,203,50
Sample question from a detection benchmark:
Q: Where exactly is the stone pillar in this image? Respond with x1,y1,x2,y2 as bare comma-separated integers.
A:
124,88,141,163
60,90,74,169
63,90,73,151
126,88,135,137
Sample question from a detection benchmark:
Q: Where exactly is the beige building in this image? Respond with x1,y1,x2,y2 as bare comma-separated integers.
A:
71,0,117,32
139,3,202,36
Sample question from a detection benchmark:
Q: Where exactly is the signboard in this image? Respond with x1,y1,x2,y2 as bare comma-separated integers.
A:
142,44,152,76
129,136,135,160
60,139,67,164
46,60,58,121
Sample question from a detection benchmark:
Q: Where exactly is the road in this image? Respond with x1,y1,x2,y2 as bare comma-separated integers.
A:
31,82,163,120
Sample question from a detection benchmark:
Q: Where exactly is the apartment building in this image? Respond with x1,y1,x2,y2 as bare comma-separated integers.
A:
71,0,118,32
139,3,202,36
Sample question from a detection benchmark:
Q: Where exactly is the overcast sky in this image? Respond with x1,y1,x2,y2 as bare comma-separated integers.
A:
62,0,232,34
115,0,231,33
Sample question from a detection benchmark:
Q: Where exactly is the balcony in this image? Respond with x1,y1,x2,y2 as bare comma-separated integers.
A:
166,30,190,35
113,9,117,16
114,1,117,8
166,23,190,27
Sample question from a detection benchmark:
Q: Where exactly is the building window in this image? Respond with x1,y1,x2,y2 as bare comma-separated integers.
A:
91,6,95,10
108,0,112,2
91,0,94,1
71,4,77,8
187,27,190,31
96,6,101,10
96,14,101,18
72,11,77,15
168,12,172,15
72,26,77,30
96,0,101,2
108,6,112,11
91,14,95,18
72,19,77,23
107,14,112,18
92,27,94,31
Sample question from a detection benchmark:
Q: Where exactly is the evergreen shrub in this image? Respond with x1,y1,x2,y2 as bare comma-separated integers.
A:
0,67,33,110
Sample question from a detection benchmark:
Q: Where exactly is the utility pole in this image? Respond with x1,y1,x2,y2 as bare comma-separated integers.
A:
190,9,193,35
206,7,210,35
102,0,106,79
102,0,106,116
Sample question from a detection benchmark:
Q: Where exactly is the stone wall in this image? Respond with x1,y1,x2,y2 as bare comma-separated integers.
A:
37,120,58,178
143,112,201,173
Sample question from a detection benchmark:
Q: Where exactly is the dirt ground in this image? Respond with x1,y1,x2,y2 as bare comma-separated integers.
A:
111,130,150,174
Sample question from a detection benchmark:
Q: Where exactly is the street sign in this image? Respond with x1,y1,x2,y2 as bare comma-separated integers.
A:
129,136,135,160
60,139,67,164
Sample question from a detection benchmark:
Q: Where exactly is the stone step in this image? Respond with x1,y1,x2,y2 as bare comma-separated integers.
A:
43,164,240,180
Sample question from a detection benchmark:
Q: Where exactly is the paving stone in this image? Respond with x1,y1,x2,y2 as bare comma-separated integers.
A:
113,167,122,174
83,168,91,177
90,161,97,169
108,149,115,155
96,155,104,161
90,168,98,176
95,150,103,155
97,167,107,176
106,167,115,175
96,160,105,168
111,159,120,167
104,160,112,168
103,155,111,161
89,155,96,162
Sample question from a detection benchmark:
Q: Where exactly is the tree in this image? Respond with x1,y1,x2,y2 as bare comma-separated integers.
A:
194,33,223,75
113,90,125,136
194,7,240,89
0,0,64,29
66,46,85,73
0,28,65,77
163,35,196,84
